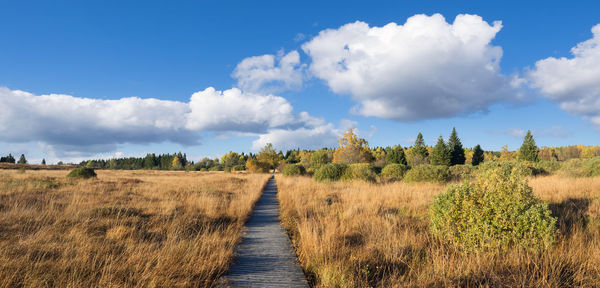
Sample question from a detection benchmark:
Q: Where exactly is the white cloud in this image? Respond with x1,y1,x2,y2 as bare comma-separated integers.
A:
251,123,340,151
302,14,517,121
0,86,328,154
232,50,304,93
527,24,600,128
186,87,297,131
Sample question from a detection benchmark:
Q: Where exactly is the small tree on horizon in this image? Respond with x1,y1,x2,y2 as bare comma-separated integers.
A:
471,144,484,166
257,143,280,169
17,154,27,164
41,158,46,165
408,132,429,166
448,127,466,166
519,130,539,162
333,128,372,164
430,136,451,166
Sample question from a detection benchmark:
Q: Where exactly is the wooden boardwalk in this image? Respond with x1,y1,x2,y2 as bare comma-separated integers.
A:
219,177,309,288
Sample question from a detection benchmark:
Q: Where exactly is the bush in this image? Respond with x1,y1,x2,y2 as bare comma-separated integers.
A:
314,163,348,182
560,157,600,177
449,164,474,181
429,167,556,252
341,163,377,182
232,164,246,171
282,164,306,176
535,160,562,174
404,165,450,183
381,164,408,181
477,161,545,177
66,167,97,179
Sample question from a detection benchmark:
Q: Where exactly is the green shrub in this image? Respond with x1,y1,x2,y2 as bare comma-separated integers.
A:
341,163,377,183
404,165,450,183
232,164,246,171
535,160,562,174
560,157,600,177
381,164,408,181
429,167,556,252
449,164,474,181
282,164,306,176
477,161,544,177
208,165,223,171
305,167,317,176
314,163,348,182
66,167,97,179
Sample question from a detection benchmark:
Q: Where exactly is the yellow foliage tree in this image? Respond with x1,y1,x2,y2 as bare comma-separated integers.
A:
333,128,373,164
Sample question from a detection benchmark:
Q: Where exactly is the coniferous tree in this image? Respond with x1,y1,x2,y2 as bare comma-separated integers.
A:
430,136,451,166
448,127,466,165
41,158,46,165
386,145,407,165
413,133,429,157
17,154,27,164
519,130,539,162
471,144,484,166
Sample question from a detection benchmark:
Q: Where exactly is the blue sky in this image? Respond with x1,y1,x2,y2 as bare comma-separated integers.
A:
1,0,600,163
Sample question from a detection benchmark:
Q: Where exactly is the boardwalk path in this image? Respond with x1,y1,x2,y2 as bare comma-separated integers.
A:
220,176,309,287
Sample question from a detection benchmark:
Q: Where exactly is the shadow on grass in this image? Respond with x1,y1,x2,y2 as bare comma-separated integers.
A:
549,198,591,236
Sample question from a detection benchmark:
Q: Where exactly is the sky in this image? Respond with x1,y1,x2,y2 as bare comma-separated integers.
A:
1,0,600,164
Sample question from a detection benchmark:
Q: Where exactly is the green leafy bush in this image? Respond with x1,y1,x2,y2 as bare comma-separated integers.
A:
341,163,377,182
449,164,474,181
381,164,408,181
232,164,246,171
404,165,450,183
314,163,348,182
66,167,97,179
282,164,306,176
560,157,600,177
477,161,545,177
429,167,556,252
534,160,562,174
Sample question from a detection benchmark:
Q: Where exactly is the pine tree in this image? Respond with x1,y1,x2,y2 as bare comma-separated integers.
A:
41,158,46,165
430,136,451,166
471,144,484,166
386,145,407,165
519,130,539,162
17,154,27,164
448,127,466,165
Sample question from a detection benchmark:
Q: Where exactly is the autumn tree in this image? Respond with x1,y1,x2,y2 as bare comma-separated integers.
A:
172,156,183,170
499,145,515,161
519,130,539,162
310,149,332,168
448,127,466,166
430,136,451,166
333,128,373,164
257,143,280,169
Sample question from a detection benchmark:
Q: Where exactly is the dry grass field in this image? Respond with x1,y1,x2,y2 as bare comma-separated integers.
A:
0,169,270,288
277,175,600,287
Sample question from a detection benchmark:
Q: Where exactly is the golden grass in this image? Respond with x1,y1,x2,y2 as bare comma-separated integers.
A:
0,169,270,288
277,175,600,287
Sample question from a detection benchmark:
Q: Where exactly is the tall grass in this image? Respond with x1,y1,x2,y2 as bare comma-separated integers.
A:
0,169,269,287
277,175,600,287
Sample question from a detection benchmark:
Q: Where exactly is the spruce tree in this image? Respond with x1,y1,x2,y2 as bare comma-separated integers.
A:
413,133,429,158
448,127,466,165
430,136,451,166
386,145,407,165
17,154,27,164
41,158,46,165
472,144,484,166
519,130,539,162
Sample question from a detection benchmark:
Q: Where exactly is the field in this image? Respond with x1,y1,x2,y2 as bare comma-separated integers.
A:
277,175,600,287
0,169,270,287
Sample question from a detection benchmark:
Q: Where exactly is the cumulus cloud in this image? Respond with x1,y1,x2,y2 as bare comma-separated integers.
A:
527,24,600,128
251,123,339,151
232,50,304,93
302,14,517,121
0,86,327,154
